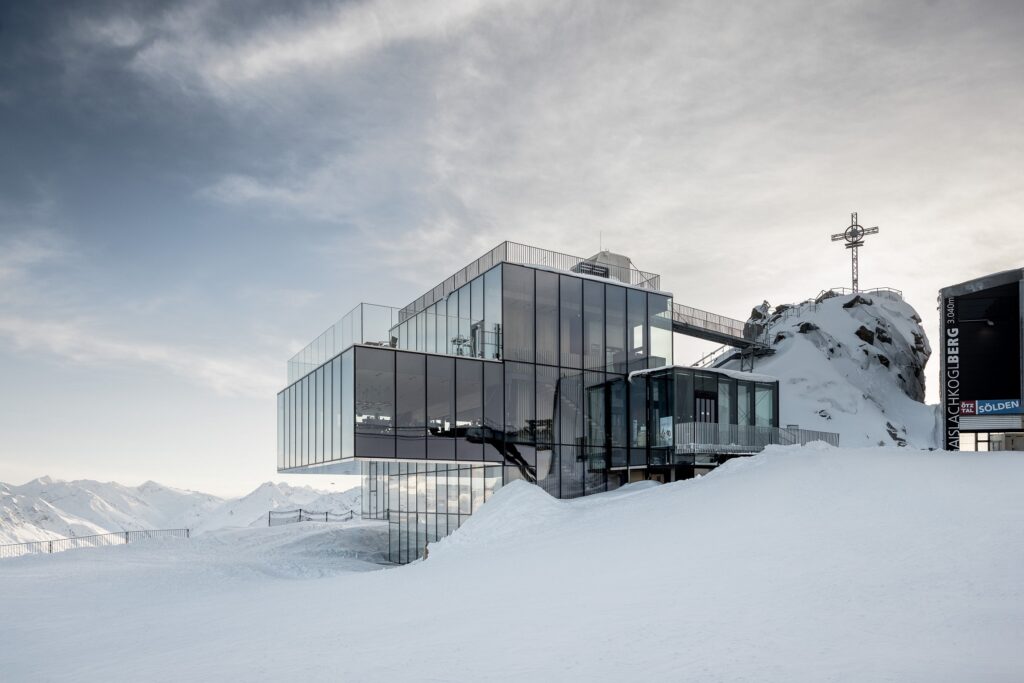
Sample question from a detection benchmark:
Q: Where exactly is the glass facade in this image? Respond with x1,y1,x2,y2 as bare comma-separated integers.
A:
276,250,799,564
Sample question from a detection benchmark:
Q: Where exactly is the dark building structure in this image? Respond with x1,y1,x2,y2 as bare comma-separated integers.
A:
940,268,1024,451
277,242,838,562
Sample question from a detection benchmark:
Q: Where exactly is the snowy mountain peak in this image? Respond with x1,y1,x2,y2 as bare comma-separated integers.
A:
725,290,939,448
0,478,360,545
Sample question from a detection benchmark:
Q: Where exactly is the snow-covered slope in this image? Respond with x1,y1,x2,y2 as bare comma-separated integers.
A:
1,446,1021,681
722,291,939,448
192,482,360,534
0,478,360,544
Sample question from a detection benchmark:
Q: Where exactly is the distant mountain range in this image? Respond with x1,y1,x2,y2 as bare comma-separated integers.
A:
0,477,361,545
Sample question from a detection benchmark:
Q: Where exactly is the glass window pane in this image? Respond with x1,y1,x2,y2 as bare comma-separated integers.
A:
505,361,535,444
629,374,647,464
584,281,604,370
535,365,559,445
718,377,735,425
483,362,504,462
606,286,627,373
559,369,584,446
396,353,426,459
426,305,436,354
317,366,325,463
471,276,484,358
416,311,426,352
648,294,673,368
650,372,672,448
502,264,534,362
755,383,775,427
609,375,628,449
342,349,354,458
427,355,455,460
332,357,341,459
536,270,559,366
458,283,471,356
456,359,483,460
627,289,647,371
355,347,395,458
560,275,583,369
484,266,502,360
738,382,752,426
277,392,284,470
446,290,459,356
301,376,308,465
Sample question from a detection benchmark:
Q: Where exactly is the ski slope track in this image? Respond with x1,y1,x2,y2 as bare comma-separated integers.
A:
1,445,1022,681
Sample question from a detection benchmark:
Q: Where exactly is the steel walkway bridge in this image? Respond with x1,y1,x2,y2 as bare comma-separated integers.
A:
671,302,765,348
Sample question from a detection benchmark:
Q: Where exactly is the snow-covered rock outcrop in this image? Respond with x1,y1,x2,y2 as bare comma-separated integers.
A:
722,290,939,448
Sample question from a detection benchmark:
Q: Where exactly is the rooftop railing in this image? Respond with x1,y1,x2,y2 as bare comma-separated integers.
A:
397,241,662,323
287,303,401,384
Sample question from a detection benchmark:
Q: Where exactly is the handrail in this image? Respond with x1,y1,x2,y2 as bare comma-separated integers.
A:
0,528,191,560
692,344,737,368
816,286,903,301
674,422,839,456
267,509,355,526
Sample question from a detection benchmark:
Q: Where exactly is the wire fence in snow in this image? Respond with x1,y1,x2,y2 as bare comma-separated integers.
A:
0,528,191,560
267,509,354,527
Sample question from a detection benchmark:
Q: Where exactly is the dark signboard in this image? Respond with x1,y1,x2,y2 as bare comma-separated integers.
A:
943,281,1023,450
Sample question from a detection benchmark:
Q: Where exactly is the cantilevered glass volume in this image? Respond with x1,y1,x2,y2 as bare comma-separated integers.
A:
276,242,838,562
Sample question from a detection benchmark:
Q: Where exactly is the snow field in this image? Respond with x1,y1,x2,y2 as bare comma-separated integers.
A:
1,445,1022,681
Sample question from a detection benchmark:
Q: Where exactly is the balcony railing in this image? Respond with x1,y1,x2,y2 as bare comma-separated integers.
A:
397,241,662,323
674,422,840,457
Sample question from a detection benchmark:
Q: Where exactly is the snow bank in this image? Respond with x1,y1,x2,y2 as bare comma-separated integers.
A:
1,446,1021,681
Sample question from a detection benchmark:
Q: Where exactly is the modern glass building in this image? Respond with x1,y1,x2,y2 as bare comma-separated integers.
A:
277,242,837,563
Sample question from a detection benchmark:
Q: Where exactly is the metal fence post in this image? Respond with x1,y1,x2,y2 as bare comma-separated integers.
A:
48,541,53,554
124,531,129,545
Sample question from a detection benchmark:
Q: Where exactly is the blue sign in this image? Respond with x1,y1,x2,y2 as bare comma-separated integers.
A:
975,399,1024,415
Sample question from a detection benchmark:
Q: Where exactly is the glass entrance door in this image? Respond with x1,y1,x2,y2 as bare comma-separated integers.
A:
695,392,718,423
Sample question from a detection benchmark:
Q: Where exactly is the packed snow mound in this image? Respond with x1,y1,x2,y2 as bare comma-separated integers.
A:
2,445,1021,681
0,478,360,544
723,291,939,448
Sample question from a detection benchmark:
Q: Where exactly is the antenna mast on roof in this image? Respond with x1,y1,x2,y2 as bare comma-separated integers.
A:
830,212,879,293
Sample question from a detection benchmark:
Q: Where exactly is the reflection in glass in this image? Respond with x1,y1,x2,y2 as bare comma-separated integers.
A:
648,294,673,367
583,280,605,370
502,264,534,362
483,266,502,360
504,361,535,443
482,362,505,462
738,382,751,426
427,355,455,460
536,270,559,366
396,353,426,458
560,275,583,369
606,286,627,373
456,359,483,460
535,365,559,445
355,347,395,458
627,288,647,371
341,349,354,458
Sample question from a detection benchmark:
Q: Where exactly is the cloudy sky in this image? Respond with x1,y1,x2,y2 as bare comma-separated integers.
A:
1,0,1021,495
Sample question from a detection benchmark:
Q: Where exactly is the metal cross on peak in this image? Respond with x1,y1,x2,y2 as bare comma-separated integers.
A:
830,211,879,293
